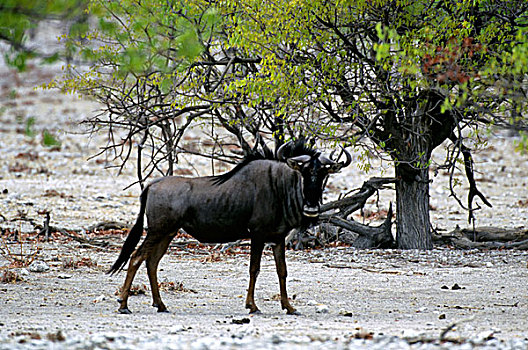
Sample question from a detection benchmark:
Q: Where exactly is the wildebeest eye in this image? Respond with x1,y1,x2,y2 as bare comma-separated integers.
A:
286,155,311,171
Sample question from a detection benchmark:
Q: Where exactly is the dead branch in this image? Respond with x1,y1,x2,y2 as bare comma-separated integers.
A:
37,211,51,241
86,221,129,231
440,316,476,341
434,226,528,250
448,136,492,224
287,177,395,249
324,203,394,248
320,177,396,216
52,228,110,248
318,178,395,248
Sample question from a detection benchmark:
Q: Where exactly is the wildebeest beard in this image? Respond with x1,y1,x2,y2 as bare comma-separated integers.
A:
300,214,319,229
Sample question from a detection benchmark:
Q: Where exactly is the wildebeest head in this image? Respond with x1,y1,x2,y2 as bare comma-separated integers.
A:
277,141,352,218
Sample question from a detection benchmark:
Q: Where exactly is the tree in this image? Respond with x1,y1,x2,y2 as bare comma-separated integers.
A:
53,0,527,249
52,0,293,187
51,0,225,186
215,0,528,248
0,0,88,71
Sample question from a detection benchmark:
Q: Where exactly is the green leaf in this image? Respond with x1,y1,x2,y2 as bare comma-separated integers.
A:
5,51,30,72
178,30,203,60
99,17,117,35
42,53,60,64
25,117,36,138
42,130,61,148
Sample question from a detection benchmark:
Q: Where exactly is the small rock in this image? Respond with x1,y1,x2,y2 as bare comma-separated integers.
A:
451,283,464,290
271,334,282,344
231,318,250,325
168,325,186,334
46,330,65,342
316,304,329,313
474,330,495,343
401,329,425,341
93,294,106,303
28,261,50,273
485,262,494,268
58,274,72,279
340,311,353,317
307,300,318,306
465,262,481,268
232,325,256,339
19,268,30,277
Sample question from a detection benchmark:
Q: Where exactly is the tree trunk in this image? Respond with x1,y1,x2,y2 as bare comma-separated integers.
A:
395,164,432,249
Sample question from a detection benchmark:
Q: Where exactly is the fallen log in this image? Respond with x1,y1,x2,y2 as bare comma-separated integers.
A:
323,203,394,249
457,226,528,242
287,177,396,249
434,226,528,250
86,221,129,231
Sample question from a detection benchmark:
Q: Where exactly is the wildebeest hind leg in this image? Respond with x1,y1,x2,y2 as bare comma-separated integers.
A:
146,233,175,313
272,240,298,315
245,239,264,314
118,248,147,314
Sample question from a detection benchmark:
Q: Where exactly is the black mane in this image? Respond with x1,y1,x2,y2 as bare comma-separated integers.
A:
210,152,266,185
278,138,319,160
211,138,317,185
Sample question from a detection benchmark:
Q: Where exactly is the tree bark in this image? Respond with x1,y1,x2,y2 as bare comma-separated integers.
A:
395,165,432,249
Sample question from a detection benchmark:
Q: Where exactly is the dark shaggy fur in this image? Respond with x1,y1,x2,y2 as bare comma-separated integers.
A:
211,138,318,186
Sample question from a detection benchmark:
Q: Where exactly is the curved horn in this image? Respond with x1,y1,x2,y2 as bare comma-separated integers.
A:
318,155,334,165
339,146,352,168
276,140,292,161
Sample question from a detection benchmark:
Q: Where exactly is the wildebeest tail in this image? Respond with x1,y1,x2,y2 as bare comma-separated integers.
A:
107,186,149,275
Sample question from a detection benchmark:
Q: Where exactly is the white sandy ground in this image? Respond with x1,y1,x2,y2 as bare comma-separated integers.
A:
0,244,527,349
0,38,527,348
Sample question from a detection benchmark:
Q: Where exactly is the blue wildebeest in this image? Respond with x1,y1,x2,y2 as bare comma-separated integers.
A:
108,140,351,314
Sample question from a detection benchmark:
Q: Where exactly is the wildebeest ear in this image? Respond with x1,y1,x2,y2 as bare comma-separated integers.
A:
286,155,311,171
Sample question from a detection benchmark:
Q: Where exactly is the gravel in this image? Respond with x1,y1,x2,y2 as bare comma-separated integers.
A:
1,245,527,349
1,332,527,350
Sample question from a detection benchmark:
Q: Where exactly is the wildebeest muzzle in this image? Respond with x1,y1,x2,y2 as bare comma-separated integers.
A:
302,205,320,218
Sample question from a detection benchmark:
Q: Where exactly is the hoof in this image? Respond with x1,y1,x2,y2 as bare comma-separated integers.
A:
157,308,170,313
286,309,301,316
248,309,262,315
118,308,132,314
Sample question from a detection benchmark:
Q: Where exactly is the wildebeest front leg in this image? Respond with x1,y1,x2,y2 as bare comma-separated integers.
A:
272,240,298,315
146,235,174,313
245,239,264,313
118,249,146,314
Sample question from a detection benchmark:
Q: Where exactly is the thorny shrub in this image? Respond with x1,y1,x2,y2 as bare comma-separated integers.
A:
62,257,97,269
114,282,197,296
0,229,40,268
115,284,148,297
0,268,22,283
159,281,197,293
